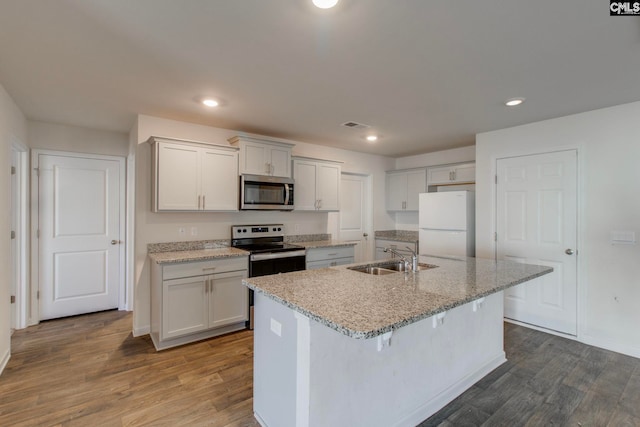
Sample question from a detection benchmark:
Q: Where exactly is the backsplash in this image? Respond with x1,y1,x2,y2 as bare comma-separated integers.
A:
147,239,230,253
284,234,331,243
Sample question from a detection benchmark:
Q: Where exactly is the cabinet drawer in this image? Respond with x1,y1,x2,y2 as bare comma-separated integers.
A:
162,256,248,280
306,246,354,262
306,257,354,270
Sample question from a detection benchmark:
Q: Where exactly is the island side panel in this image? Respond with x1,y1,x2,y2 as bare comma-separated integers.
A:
253,293,299,427
307,292,506,427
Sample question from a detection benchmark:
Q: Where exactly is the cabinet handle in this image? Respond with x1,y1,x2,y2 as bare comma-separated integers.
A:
202,267,216,271
452,170,456,181
198,195,201,209
203,195,206,210
271,164,274,175
317,199,322,210
265,162,270,175
328,253,338,256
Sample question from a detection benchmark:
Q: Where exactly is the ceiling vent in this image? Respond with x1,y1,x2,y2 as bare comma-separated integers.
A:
341,121,370,130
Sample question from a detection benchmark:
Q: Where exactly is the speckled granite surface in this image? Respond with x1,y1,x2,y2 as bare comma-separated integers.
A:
375,230,419,243
244,256,552,339
285,234,331,243
294,240,357,249
148,239,231,253
149,247,248,264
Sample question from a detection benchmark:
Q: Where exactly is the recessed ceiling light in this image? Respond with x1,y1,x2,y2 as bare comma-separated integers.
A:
366,135,378,142
202,99,219,107
312,0,339,9
505,97,525,107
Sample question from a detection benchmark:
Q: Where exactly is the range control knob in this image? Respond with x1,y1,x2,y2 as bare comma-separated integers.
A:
242,229,247,233
273,227,276,231
278,227,282,231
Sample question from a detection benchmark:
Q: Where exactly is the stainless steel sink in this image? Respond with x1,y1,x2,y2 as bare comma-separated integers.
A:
347,261,437,275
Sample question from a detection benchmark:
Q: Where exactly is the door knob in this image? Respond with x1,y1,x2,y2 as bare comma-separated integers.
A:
363,233,368,237
565,248,574,255
111,240,119,245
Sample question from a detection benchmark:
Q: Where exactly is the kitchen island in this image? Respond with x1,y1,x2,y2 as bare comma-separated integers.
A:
244,256,552,427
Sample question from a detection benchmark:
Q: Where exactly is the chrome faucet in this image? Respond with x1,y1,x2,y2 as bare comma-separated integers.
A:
383,246,418,272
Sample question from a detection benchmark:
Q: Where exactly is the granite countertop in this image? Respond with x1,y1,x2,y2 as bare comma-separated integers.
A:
149,247,249,264
374,230,419,243
294,240,357,249
244,256,552,339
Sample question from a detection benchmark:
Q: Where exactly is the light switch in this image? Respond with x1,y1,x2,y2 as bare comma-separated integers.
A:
611,231,636,245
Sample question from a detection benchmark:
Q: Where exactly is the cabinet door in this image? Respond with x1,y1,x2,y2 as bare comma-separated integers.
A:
210,270,248,328
405,169,426,211
157,142,200,211
201,148,238,211
452,163,475,183
293,160,318,210
317,163,340,211
427,166,453,185
386,173,408,210
240,141,270,175
269,146,291,177
162,276,209,340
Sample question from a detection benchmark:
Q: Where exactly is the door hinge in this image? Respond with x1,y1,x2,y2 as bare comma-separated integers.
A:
34,167,39,177
11,230,15,239
10,295,15,304
37,290,40,300
36,229,40,238
495,175,498,184
11,166,16,175
494,232,497,242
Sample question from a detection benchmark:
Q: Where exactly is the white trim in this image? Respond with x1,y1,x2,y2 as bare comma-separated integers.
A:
9,136,29,330
125,151,135,311
294,312,311,427
30,149,127,323
504,318,578,340
133,325,150,337
0,348,10,375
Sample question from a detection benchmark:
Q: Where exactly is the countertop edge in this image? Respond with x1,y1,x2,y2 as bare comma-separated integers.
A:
245,264,552,339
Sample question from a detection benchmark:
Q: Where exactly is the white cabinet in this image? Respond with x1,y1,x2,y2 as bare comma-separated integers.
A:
306,246,355,270
293,157,341,211
149,137,238,212
375,239,418,260
229,136,294,178
385,169,426,211
427,163,475,186
151,256,248,350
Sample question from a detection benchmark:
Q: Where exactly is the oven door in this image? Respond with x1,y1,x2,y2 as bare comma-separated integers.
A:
240,174,294,210
248,250,306,329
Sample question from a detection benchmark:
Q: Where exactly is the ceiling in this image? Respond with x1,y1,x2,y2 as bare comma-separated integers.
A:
0,1,639,157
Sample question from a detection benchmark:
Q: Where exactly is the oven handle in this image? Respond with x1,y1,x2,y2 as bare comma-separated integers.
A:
251,250,306,261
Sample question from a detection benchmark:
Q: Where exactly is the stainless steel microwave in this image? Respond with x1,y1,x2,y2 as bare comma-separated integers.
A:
240,174,294,210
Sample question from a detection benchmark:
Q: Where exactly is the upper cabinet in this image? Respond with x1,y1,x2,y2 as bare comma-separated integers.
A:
229,136,294,178
149,137,239,212
386,168,426,211
292,157,341,211
427,162,475,186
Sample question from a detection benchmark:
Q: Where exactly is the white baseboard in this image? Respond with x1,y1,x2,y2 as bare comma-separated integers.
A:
133,325,150,337
396,352,507,427
0,348,10,376
581,335,640,359
504,318,577,340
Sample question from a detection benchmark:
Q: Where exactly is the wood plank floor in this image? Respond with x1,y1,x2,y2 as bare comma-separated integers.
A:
2,311,639,426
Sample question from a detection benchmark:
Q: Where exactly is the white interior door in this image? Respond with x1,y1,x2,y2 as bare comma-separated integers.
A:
339,173,371,262
38,153,124,320
497,150,578,335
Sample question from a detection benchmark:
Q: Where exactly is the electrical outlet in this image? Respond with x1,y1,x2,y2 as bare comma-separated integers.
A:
190,227,198,236
178,227,186,236
294,224,300,233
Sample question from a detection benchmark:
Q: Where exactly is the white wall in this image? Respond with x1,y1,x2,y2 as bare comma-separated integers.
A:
0,84,28,374
28,120,129,156
132,115,396,334
392,146,476,230
476,101,640,358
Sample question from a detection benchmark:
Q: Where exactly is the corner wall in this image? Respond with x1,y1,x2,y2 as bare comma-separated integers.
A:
476,101,640,357
132,115,396,334
0,84,28,374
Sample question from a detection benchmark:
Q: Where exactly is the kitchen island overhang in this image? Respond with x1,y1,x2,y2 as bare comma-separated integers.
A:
245,256,552,427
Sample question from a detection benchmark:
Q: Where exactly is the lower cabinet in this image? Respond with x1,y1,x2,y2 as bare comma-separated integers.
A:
306,246,355,270
151,256,248,350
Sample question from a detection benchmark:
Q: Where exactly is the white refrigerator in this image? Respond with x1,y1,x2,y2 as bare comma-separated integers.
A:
419,191,475,257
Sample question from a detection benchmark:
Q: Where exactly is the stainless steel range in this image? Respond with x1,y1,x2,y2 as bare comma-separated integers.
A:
231,224,306,329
